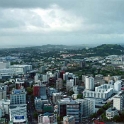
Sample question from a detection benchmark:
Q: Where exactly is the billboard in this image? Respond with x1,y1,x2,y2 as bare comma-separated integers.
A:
15,116,24,120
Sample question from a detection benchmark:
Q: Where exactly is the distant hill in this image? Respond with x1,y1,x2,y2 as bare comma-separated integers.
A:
89,44,124,56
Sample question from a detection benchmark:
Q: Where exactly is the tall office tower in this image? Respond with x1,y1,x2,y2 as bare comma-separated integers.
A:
73,76,79,86
66,79,74,91
34,73,39,83
113,96,123,111
82,75,86,83
54,70,60,80
80,59,85,68
33,84,47,99
52,93,62,104
9,88,27,123
114,80,121,92
58,99,81,124
56,78,63,91
0,87,6,100
76,98,95,118
85,76,94,91
10,89,26,104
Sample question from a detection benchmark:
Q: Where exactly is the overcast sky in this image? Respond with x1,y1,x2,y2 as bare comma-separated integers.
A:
0,0,124,47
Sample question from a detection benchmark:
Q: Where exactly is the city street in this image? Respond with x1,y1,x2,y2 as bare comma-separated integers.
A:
27,95,37,124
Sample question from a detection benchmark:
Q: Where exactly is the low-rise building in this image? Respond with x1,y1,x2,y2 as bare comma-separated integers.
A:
38,113,57,124
63,115,75,124
106,107,119,119
9,104,27,123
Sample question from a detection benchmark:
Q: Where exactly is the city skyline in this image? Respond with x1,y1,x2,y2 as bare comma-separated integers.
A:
0,0,124,46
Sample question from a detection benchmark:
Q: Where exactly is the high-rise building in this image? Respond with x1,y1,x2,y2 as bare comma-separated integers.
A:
15,78,25,89
85,76,94,91
10,89,26,105
52,93,62,104
58,99,81,124
33,84,47,99
66,79,74,91
56,78,63,91
113,93,124,111
114,80,121,92
0,88,6,100
9,88,27,123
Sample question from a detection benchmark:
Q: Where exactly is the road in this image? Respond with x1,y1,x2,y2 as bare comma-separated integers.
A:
27,95,37,124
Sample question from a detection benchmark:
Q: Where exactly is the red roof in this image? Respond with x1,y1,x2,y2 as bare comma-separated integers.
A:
94,120,105,124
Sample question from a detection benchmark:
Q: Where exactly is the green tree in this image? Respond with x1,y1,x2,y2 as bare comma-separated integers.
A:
33,112,38,119
26,87,33,95
77,94,83,99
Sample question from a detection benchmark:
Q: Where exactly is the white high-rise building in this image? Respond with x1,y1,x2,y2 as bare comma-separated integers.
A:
42,74,48,82
85,76,94,91
114,80,121,92
113,96,123,111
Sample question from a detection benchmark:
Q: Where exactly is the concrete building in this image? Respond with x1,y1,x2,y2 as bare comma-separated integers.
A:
56,78,63,91
58,99,81,124
0,99,10,114
48,88,57,97
66,79,74,91
52,93,62,104
0,68,14,79
10,65,32,74
83,84,114,100
15,78,25,89
34,98,48,112
75,98,95,118
0,90,6,100
33,84,47,99
34,73,39,83
39,66,46,73
85,76,94,91
63,72,74,81
9,104,27,123
42,74,48,82
73,76,79,86
106,107,119,119
114,80,121,92
113,96,123,111
0,106,5,118
63,115,75,124
10,88,26,105
38,113,57,124
9,88,27,123
0,61,10,69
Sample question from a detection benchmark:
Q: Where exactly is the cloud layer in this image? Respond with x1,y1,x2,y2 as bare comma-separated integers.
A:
0,0,124,46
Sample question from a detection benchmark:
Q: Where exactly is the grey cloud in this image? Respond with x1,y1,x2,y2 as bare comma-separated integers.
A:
0,0,124,46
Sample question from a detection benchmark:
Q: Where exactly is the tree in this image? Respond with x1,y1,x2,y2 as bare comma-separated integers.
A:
77,94,83,99
26,87,33,95
33,112,38,119
113,115,120,122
